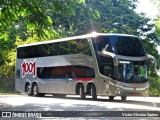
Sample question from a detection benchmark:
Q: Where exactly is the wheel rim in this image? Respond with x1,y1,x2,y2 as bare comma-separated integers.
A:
80,87,82,96
79,87,82,96
91,87,94,98
79,85,85,99
27,84,32,95
91,87,93,96
27,86,30,94
33,85,38,95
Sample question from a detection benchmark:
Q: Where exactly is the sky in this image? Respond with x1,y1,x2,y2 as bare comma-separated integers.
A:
136,0,160,54
136,0,159,19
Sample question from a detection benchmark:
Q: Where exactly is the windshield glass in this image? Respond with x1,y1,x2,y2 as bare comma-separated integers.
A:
118,61,147,83
109,36,145,56
91,35,145,57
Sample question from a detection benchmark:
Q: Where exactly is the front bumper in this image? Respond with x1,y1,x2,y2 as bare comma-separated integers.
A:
109,81,150,96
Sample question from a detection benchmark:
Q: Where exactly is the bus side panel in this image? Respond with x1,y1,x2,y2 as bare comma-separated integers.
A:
15,59,24,92
56,80,76,94
16,53,98,95
38,80,57,94
15,58,37,92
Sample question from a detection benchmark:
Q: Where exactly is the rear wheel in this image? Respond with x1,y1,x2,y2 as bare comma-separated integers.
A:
26,84,33,96
121,96,127,101
79,84,85,100
90,85,97,100
33,83,44,97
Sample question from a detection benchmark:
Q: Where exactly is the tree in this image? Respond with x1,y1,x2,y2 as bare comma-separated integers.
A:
0,0,84,92
48,0,154,37
0,0,84,64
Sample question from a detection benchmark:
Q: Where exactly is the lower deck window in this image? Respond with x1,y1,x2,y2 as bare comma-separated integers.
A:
37,65,95,79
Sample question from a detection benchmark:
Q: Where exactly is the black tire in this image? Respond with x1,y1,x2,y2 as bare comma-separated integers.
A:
91,85,97,100
109,96,114,101
33,83,40,97
79,84,85,100
39,93,45,97
26,84,33,96
121,96,127,101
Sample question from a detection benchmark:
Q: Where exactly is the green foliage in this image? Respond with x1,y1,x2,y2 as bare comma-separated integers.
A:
149,76,160,96
0,48,16,92
51,0,153,37
0,0,51,37
0,35,46,93
155,19,160,44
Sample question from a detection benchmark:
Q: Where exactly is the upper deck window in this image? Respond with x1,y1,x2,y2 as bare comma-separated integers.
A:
17,39,92,59
110,36,145,56
92,36,112,52
92,35,145,57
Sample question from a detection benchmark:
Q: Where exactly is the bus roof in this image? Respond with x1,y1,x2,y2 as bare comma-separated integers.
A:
17,32,138,48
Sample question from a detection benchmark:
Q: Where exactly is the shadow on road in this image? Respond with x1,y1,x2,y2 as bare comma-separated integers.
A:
0,95,159,112
0,95,159,120
44,95,159,109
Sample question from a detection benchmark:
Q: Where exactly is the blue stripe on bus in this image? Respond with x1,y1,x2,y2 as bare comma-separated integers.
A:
41,78,76,81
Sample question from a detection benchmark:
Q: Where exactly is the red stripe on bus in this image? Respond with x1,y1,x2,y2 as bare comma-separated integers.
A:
76,78,93,81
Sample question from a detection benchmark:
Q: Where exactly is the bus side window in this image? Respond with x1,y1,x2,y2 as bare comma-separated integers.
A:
93,36,111,52
98,56,114,79
37,66,95,79
51,67,67,78
104,65,113,78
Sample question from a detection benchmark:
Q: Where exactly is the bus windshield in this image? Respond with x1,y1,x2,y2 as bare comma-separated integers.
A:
110,36,145,56
92,35,148,83
92,35,145,56
118,61,148,83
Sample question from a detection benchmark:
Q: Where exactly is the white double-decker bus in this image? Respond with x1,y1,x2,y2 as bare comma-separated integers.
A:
15,32,156,100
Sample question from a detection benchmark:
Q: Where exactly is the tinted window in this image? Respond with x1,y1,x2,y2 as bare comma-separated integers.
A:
95,55,114,78
109,36,145,56
37,66,95,79
91,35,145,57
17,39,92,59
92,36,114,78
92,36,111,52
118,61,148,83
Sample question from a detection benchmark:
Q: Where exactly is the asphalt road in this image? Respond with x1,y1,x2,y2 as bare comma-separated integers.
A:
0,94,159,120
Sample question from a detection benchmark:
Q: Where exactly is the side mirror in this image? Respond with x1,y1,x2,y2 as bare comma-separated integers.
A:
147,54,157,72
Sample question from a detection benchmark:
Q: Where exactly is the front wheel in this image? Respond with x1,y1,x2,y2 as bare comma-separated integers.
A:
121,96,127,101
26,84,33,96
